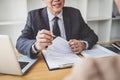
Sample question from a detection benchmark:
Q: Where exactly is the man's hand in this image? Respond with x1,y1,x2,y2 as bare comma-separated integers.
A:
69,39,85,54
35,29,53,51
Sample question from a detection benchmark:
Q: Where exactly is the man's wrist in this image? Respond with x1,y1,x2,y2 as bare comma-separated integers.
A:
32,43,41,53
80,40,88,49
82,42,87,50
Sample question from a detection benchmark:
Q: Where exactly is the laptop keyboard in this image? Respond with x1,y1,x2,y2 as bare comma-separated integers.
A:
19,62,29,69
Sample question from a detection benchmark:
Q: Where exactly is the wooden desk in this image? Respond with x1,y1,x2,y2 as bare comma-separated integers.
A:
0,42,112,80
0,54,71,80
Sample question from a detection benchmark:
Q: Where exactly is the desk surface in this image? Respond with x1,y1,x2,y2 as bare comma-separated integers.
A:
0,54,71,80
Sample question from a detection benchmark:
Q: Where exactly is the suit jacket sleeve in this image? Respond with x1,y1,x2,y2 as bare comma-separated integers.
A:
16,11,38,58
78,10,98,49
67,7,98,49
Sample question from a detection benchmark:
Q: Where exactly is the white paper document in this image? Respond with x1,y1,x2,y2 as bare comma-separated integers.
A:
81,45,117,58
42,37,80,70
42,37,118,70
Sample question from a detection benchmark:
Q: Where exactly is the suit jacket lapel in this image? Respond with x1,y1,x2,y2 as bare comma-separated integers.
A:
63,8,71,41
41,7,50,30
36,7,71,40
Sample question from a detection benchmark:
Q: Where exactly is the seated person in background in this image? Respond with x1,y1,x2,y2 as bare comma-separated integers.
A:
16,0,98,58
113,0,120,17
64,55,120,80
115,0,120,13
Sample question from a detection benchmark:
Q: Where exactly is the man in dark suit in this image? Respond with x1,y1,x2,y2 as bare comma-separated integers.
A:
16,0,98,58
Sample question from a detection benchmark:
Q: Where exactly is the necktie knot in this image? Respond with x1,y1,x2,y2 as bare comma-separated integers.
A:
54,17,59,23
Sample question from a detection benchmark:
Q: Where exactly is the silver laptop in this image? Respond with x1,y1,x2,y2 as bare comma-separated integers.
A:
0,35,38,75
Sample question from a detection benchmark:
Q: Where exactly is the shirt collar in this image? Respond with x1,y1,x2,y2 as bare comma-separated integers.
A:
47,8,63,21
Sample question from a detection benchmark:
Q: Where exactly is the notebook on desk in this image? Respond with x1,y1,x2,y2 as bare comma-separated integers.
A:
0,35,38,75
100,42,120,54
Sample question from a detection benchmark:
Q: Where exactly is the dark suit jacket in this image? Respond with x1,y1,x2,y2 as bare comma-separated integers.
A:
16,7,98,58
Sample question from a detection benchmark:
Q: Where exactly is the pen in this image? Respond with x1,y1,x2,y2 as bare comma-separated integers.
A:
51,34,57,39
59,63,73,68
45,34,56,48
51,34,56,38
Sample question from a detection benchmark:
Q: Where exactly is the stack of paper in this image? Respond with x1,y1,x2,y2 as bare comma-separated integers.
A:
42,37,80,70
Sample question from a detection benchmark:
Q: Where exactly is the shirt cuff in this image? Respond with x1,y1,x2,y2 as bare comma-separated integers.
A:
80,40,89,49
31,43,39,54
